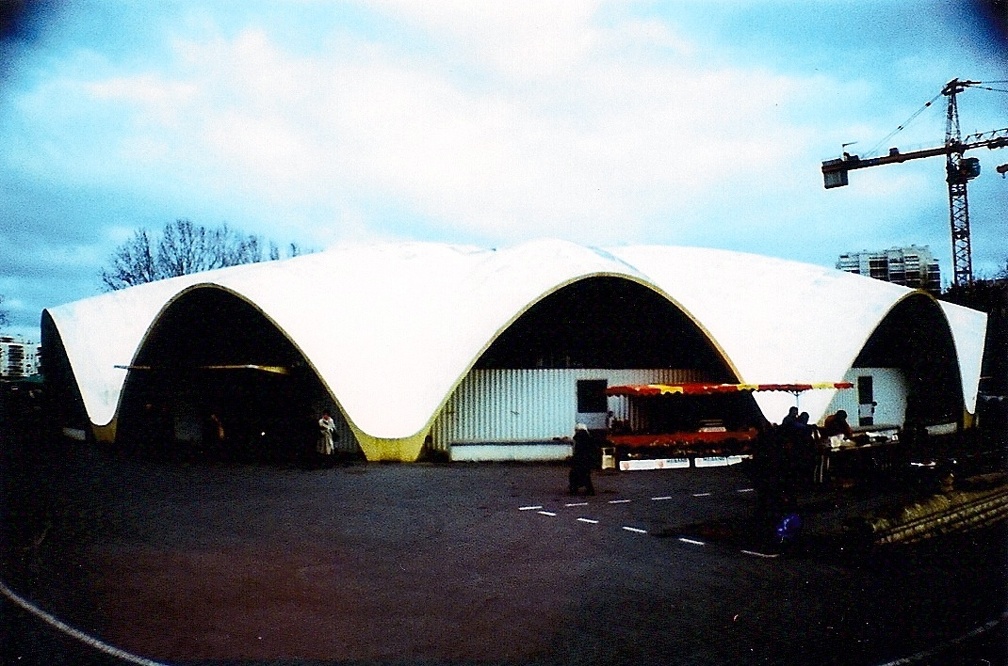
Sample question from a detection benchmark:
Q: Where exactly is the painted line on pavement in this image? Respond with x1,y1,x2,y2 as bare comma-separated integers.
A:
873,610,1008,666
565,502,589,507
678,537,706,546
651,496,673,501
609,499,632,504
0,578,168,666
518,505,542,511
740,549,780,559
622,526,648,534
577,518,599,524
692,492,712,497
736,488,755,493
537,511,557,517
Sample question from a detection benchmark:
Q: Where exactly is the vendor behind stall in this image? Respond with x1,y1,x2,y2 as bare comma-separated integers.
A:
821,409,854,440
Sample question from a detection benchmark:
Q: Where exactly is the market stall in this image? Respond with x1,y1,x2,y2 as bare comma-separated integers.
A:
604,382,854,469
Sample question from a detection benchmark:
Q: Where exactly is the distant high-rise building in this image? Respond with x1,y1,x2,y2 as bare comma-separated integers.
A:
836,245,941,293
0,336,41,379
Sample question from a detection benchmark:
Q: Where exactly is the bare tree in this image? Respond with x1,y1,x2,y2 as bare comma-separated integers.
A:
269,241,308,261
101,219,311,291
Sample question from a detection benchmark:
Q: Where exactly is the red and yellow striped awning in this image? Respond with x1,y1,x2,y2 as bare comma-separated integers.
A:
605,382,853,397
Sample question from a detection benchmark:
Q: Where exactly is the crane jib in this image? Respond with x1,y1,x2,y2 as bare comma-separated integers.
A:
820,78,1006,286
821,132,1008,177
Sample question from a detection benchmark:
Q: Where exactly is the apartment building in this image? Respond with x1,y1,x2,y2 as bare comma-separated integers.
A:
837,245,941,293
0,336,41,379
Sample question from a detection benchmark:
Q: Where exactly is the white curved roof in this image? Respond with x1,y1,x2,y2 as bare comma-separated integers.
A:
44,239,986,438
607,246,986,420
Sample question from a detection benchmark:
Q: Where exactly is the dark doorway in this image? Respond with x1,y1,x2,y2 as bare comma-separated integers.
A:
857,375,875,426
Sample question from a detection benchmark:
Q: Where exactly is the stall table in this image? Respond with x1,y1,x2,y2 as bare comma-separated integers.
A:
815,433,902,485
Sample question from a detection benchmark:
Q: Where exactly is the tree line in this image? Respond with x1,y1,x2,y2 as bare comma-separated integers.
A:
100,218,313,291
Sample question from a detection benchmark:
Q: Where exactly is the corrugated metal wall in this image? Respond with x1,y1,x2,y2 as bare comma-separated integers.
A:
430,368,704,450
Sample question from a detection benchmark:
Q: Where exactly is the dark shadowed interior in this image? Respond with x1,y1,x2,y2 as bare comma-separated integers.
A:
476,276,733,375
853,293,964,432
115,287,345,462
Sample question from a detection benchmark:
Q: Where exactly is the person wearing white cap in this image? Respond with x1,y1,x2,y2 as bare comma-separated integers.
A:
569,423,597,495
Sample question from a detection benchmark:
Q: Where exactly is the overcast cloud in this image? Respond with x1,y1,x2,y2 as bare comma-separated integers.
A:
1,1,1006,341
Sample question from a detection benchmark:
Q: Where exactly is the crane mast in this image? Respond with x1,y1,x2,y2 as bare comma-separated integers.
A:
945,79,974,287
821,78,1007,286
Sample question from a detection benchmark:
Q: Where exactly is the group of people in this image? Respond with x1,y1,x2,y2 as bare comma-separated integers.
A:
749,407,855,529
780,406,855,447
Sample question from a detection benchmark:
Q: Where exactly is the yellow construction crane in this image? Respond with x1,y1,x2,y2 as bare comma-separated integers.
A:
821,78,1008,286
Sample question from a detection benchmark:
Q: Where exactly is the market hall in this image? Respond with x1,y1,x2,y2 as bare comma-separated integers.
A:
41,239,986,465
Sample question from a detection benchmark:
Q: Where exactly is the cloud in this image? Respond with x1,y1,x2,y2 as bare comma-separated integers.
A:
2,3,888,256
49,7,846,250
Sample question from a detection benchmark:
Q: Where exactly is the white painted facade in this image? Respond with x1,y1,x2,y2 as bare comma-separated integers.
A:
825,367,909,429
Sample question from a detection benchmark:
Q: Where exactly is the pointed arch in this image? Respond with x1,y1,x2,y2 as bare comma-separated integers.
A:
846,292,965,429
115,285,362,462
425,274,747,459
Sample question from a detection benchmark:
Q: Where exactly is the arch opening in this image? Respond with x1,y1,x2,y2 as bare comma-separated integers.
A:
433,277,749,460
116,287,360,464
476,276,731,372
847,294,963,436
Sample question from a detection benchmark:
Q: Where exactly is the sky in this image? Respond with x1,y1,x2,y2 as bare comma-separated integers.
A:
1,0,1006,343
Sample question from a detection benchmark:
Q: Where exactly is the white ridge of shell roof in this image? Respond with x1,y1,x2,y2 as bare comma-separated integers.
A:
44,239,986,438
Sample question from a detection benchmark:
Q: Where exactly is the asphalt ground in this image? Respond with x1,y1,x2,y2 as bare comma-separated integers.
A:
2,436,1007,666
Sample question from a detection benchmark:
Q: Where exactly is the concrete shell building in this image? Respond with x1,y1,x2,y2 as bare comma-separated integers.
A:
41,239,987,462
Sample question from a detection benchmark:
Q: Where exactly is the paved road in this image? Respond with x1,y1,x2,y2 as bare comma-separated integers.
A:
2,440,1006,665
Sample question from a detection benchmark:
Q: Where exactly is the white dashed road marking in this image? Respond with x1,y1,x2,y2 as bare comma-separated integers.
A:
520,492,1007,666
520,489,772,552
741,549,780,559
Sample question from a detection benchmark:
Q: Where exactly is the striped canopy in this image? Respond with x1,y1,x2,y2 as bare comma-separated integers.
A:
606,382,854,397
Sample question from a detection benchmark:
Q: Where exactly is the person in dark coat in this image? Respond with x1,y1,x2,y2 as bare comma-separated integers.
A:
792,412,818,485
750,420,800,533
780,406,799,432
569,423,597,495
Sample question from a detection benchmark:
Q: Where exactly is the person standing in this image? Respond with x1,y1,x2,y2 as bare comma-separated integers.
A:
569,423,597,495
785,411,817,484
317,410,336,461
780,406,799,431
